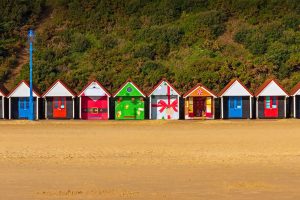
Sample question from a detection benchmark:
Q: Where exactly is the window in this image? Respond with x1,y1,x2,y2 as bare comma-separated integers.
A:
126,87,132,93
265,97,271,109
272,97,277,108
230,97,234,108
20,98,24,109
206,97,212,113
236,97,242,108
54,98,59,109
61,98,65,109
25,98,29,109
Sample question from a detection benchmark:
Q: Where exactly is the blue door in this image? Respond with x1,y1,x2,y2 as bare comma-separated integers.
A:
228,96,242,118
18,97,30,118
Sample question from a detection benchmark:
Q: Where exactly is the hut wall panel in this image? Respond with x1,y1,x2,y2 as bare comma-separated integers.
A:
242,97,250,119
109,98,115,120
214,98,220,119
39,98,44,119
278,96,285,118
223,97,229,119
296,96,300,118
0,97,3,118
66,97,73,119
258,97,265,119
46,98,53,119
179,97,185,120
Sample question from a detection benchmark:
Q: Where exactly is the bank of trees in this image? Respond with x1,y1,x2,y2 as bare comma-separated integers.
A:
1,0,300,93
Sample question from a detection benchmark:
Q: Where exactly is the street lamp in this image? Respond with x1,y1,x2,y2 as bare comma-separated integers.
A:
28,29,34,120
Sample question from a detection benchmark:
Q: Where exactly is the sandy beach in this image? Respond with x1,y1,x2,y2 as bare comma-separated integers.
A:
0,120,300,199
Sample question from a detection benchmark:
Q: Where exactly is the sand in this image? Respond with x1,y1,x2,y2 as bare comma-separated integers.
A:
0,119,300,200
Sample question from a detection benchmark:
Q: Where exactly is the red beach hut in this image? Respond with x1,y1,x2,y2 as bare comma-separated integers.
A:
78,80,111,120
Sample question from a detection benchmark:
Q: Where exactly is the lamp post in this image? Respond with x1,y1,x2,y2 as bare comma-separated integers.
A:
28,29,34,120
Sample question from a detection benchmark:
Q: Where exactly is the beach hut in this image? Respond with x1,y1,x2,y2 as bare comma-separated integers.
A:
42,80,76,119
113,79,146,120
255,79,289,119
78,80,111,120
291,82,300,118
149,79,180,120
183,83,217,119
7,80,41,119
219,79,254,119
0,85,8,119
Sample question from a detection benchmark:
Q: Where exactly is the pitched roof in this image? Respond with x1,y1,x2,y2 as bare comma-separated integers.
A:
78,80,111,97
218,79,253,97
148,78,181,96
254,79,289,96
290,82,300,96
183,83,217,98
113,79,146,97
0,85,9,96
42,79,76,97
7,80,41,98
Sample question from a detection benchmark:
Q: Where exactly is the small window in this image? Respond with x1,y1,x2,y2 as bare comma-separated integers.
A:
20,98,24,109
272,97,277,108
54,98,59,109
266,97,271,109
126,87,132,93
61,98,65,109
230,97,234,108
25,99,29,109
236,97,242,108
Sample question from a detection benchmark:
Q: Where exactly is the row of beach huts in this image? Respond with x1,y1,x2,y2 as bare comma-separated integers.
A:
0,78,299,120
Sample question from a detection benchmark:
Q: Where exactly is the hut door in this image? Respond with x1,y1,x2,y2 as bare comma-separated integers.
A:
19,97,30,118
53,97,67,118
193,97,205,117
228,96,242,118
264,96,278,117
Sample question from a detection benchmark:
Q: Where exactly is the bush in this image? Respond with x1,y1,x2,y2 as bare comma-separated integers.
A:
71,33,90,52
134,44,156,59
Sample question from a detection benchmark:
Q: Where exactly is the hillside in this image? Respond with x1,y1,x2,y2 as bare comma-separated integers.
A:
1,0,300,93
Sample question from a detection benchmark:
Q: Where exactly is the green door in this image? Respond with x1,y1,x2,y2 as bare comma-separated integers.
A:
115,97,144,120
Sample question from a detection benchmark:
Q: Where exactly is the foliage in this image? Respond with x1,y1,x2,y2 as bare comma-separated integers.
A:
1,0,300,93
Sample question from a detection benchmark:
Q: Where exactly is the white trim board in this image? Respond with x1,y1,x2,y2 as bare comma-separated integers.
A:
257,80,288,97
43,81,74,97
8,82,39,97
221,80,252,97
78,81,110,97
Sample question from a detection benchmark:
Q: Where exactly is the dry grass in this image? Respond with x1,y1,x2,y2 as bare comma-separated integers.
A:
0,120,300,199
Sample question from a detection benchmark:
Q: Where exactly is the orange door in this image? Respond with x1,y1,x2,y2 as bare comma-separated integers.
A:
53,97,67,118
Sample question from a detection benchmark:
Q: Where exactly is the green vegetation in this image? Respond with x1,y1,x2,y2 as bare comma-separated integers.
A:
1,0,300,93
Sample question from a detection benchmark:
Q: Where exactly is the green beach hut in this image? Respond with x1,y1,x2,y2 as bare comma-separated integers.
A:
113,79,146,120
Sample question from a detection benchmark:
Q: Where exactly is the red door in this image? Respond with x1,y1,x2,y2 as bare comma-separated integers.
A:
264,96,278,118
53,97,67,118
193,97,205,117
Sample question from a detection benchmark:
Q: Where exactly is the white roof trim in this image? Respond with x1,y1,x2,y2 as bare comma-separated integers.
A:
78,81,111,97
0,91,5,97
43,81,74,97
257,80,288,97
292,88,300,96
221,80,253,97
8,82,39,98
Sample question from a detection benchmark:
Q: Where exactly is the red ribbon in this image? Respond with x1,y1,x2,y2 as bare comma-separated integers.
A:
151,85,178,119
